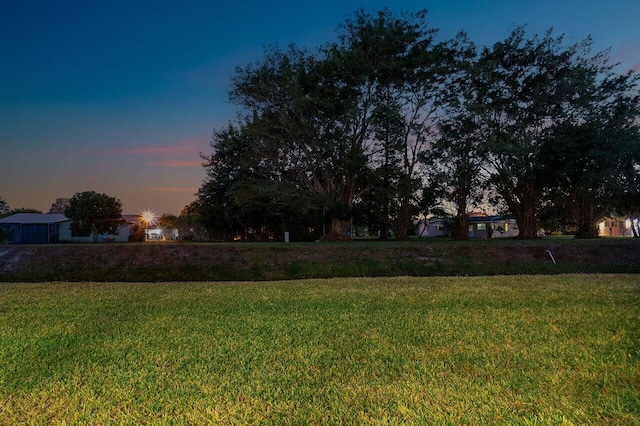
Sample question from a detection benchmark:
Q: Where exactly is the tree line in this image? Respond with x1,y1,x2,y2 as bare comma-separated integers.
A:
190,8,640,241
4,9,638,243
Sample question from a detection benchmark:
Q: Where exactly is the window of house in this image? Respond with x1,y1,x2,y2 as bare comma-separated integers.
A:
504,223,509,232
477,224,486,230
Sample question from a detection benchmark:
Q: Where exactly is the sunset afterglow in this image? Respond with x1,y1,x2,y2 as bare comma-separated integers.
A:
1,1,638,215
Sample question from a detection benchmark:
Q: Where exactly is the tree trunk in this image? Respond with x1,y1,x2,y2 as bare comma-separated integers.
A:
575,223,599,239
394,194,411,241
325,217,350,240
380,196,389,240
567,191,602,239
512,205,539,239
504,187,540,239
451,214,469,240
571,205,600,239
452,190,469,240
323,175,356,241
380,221,389,240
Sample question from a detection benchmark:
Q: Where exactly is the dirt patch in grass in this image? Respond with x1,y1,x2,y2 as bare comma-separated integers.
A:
0,238,639,282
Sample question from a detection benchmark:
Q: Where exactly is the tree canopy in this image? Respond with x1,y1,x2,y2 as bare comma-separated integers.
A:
194,9,640,241
65,191,124,242
49,198,71,214
0,196,9,218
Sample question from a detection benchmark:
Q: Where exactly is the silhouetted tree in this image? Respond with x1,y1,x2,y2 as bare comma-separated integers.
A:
197,11,640,242
230,42,362,240
198,124,281,240
335,9,445,240
65,191,124,242
542,63,640,238
422,33,483,240
8,208,42,215
178,202,209,241
467,28,618,238
226,9,449,240
48,198,70,214
0,196,9,218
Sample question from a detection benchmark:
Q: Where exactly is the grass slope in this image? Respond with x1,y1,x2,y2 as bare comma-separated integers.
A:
1,238,640,282
1,275,638,424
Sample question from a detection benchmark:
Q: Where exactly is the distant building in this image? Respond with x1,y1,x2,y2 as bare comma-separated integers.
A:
468,215,519,239
417,217,451,237
416,215,519,238
0,213,137,244
0,213,67,244
598,216,634,237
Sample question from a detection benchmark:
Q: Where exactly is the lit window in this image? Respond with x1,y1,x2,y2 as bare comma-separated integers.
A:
477,224,486,230
504,223,509,232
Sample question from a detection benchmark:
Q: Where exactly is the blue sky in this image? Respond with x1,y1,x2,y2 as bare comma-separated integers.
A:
1,0,639,215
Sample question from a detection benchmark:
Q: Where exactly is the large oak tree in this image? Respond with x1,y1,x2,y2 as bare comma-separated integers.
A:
65,191,124,242
196,11,640,241
467,28,619,238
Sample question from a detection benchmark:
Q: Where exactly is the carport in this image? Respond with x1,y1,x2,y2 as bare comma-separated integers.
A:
0,213,67,244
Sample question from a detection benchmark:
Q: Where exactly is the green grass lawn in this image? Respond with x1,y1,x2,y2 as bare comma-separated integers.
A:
1,275,638,424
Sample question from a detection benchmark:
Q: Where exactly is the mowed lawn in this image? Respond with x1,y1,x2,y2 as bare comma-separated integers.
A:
0,275,638,424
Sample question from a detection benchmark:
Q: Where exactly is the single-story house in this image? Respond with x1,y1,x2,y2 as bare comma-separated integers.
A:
468,215,519,238
598,216,635,237
0,213,68,244
416,215,519,238
0,213,137,244
416,217,451,237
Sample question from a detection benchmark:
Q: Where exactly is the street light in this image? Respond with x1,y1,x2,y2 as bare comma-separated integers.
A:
140,209,157,240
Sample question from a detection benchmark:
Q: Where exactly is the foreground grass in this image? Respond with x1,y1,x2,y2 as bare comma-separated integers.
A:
0,275,638,424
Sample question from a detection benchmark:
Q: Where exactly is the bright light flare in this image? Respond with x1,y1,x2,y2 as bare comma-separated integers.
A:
140,209,157,226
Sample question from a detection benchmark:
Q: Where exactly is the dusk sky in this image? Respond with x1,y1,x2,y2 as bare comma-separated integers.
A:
2,1,639,215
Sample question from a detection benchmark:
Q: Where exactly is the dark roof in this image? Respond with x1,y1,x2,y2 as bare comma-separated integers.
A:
0,213,139,225
0,213,68,224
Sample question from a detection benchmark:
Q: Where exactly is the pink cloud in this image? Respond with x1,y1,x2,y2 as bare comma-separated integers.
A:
79,136,210,157
609,43,640,73
108,141,203,156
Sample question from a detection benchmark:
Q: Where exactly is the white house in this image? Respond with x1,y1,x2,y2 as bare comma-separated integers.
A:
0,213,137,244
58,218,134,243
416,215,519,238
416,218,451,237
468,215,519,238
598,216,635,237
